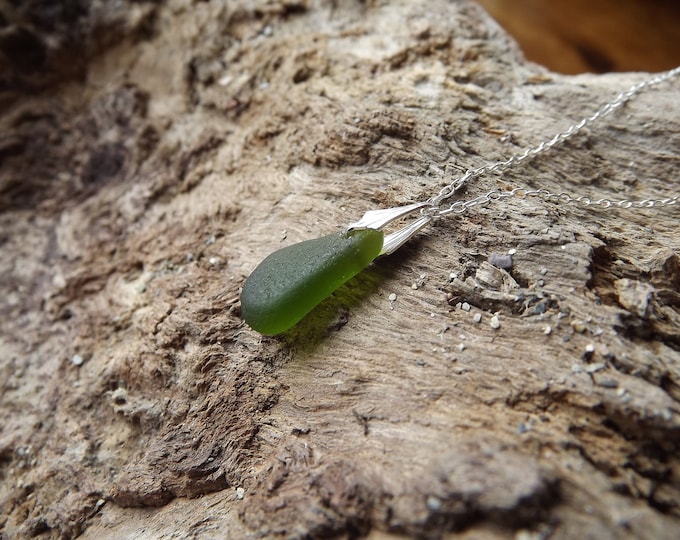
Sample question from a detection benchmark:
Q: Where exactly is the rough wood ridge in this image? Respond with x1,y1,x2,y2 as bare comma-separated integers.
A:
1,0,679,538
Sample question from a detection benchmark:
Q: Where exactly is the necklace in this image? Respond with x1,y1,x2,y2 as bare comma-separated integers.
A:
241,66,680,336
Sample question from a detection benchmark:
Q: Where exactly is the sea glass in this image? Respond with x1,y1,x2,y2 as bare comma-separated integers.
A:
241,229,384,335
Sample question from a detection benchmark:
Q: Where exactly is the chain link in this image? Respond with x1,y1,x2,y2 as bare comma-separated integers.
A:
427,65,680,216
434,187,679,218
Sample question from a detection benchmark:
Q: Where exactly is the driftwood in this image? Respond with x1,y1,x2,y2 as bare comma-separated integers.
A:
1,1,679,538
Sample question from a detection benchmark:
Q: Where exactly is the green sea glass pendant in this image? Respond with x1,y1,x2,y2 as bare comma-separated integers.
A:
241,202,432,335
241,229,384,335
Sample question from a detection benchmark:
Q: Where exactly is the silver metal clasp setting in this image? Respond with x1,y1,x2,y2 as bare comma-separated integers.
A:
347,202,432,256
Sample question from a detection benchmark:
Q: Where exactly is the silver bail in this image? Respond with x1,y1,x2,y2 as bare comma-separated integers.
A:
347,202,432,256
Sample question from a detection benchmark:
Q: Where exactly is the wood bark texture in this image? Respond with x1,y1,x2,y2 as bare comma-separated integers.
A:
1,1,679,538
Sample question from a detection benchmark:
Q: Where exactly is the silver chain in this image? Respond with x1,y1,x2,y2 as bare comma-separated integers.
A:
426,65,680,218
436,187,678,217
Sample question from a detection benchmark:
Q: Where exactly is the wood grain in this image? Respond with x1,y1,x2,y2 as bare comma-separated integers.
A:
1,0,679,538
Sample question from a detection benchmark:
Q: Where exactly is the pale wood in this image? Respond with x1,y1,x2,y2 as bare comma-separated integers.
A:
1,1,679,538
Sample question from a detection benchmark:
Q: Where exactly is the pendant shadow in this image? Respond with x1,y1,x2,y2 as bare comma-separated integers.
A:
278,236,426,351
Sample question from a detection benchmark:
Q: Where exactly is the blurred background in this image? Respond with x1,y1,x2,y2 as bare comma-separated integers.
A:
475,0,680,73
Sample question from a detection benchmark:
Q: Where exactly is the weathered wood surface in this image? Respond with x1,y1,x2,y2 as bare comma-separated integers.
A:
1,1,679,538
